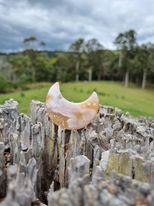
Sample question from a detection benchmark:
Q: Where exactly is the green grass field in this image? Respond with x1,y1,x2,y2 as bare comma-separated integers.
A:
0,81,154,117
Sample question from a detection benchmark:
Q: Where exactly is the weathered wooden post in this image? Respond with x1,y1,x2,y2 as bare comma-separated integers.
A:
0,98,154,205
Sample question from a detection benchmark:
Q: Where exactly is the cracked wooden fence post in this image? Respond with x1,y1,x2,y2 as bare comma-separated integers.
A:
0,99,154,205
30,100,96,189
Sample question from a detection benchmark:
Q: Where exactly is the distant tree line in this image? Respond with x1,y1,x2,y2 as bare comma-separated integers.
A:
0,30,154,92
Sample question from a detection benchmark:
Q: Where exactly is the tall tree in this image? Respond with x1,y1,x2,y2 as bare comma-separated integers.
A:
135,43,154,88
85,38,104,81
114,29,137,87
23,36,47,80
69,38,85,81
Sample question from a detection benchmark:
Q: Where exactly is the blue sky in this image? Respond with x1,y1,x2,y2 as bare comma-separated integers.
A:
0,0,154,52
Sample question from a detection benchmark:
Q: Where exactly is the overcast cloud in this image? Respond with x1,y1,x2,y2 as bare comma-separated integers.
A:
0,0,154,52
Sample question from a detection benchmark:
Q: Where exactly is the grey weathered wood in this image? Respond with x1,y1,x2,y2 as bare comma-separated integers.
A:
0,99,154,206
68,155,90,185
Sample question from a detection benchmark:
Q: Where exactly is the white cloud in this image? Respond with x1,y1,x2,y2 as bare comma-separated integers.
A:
0,0,154,51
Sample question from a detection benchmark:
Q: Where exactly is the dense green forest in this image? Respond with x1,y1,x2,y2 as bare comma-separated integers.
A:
0,29,154,93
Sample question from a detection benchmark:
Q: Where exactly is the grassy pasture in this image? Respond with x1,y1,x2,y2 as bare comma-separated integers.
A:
0,81,154,117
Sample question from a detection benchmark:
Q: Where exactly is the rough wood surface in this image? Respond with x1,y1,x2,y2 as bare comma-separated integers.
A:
0,99,154,206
